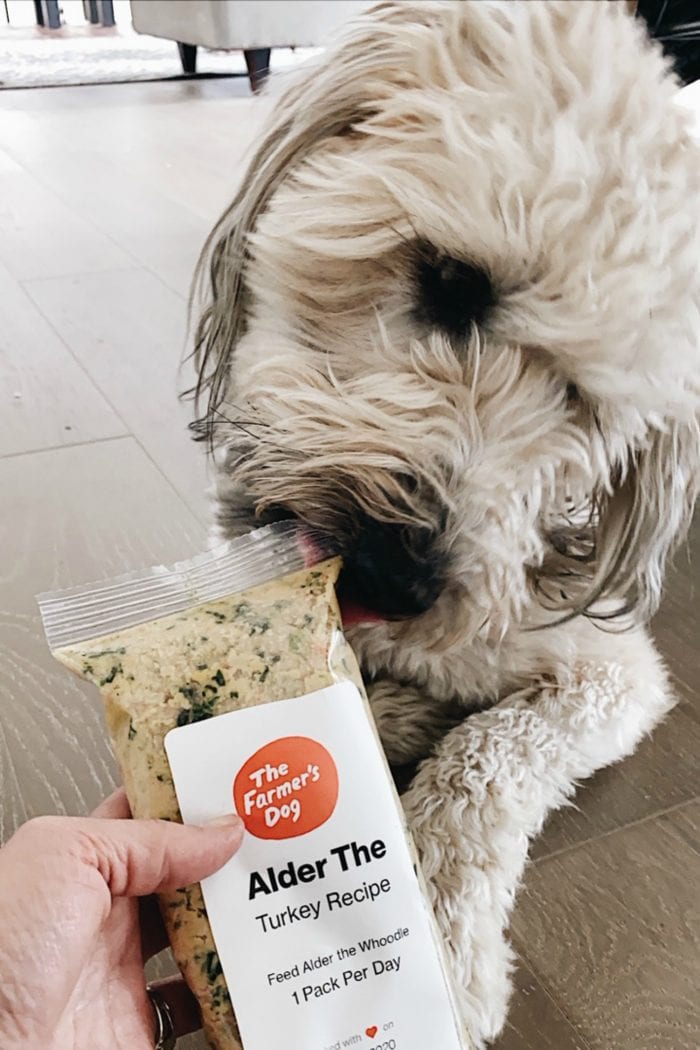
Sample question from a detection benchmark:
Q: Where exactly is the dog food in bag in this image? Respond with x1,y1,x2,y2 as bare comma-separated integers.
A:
38,523,467,1050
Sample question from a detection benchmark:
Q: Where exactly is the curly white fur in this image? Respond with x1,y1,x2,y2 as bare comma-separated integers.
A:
402,619,673,1045
190,2,700,1044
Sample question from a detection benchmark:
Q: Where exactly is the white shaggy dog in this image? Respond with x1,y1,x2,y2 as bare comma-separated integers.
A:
191,2,700,1044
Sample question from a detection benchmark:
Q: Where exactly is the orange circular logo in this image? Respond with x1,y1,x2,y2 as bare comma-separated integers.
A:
233,736,339,840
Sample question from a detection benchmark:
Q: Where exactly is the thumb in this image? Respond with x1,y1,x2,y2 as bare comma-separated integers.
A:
83,813,245,897
10,812,244,899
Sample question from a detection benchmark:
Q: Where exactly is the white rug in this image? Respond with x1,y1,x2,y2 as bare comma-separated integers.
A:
0,23,313,90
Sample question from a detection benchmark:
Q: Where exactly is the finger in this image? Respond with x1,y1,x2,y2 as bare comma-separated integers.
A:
34,812,244,897
149,975,202,1038
91,787,131,819
140,894,170,960
10,812,244,899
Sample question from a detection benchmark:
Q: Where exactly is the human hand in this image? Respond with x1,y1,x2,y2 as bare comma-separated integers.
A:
0,789,243,1049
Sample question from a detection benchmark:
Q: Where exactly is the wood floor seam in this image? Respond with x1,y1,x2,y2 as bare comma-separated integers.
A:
508,947,596,1050
129,431,209,528
13,143,203,300
19,282,135,435
532,796,699,866
19,264,145,287
0,432,135,462
9,153,158,277
23,267,209,517
19,282,204,522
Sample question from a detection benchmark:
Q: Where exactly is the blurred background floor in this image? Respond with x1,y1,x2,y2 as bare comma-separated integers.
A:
0,79,698,1049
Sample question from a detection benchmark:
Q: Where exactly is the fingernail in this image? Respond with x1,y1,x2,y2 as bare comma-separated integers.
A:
207,814,244,830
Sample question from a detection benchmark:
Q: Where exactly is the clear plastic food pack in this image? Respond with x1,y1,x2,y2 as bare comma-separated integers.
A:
38,523,466,1050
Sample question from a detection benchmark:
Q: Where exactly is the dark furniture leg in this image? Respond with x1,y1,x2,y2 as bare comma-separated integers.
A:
99,0,115,28
35,0,61,28
177,42,198,74
244,47,271,93
84,0,99,23
45,0,61,28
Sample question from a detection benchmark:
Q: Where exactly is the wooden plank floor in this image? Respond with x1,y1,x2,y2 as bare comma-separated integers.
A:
0,79,698,1049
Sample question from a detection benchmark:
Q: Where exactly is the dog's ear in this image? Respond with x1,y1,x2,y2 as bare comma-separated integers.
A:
188,2,442,440
539,415,699,622
189,89,369,435
578,417,699,621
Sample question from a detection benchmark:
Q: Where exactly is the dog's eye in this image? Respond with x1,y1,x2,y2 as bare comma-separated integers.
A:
414,242,495,338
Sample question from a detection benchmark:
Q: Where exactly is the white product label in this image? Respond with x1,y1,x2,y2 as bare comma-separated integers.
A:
165,681,466,1050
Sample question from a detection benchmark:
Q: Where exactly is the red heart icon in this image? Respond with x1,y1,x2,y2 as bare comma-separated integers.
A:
365,1027,378,1039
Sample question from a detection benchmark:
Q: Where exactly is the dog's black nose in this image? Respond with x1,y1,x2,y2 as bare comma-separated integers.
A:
338,518,448,619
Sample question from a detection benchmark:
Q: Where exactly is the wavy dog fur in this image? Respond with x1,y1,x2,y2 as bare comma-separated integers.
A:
191,2,700,1043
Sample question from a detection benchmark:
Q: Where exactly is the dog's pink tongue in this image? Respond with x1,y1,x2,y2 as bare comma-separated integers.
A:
295,524,383,627
338,598,384,628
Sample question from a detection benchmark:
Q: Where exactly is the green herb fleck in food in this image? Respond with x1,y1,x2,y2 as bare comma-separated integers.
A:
178,684,197,702
210,981,230,1011
205,610,226,623
249,618,270,635
212,669,225,687
202,950,223,983
82,662,94,676
156,773,166,782
177,690,218,726
99,663,123,685
195,663,208,671
256,665,270,684
86,646,127,658
128,720,137,740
